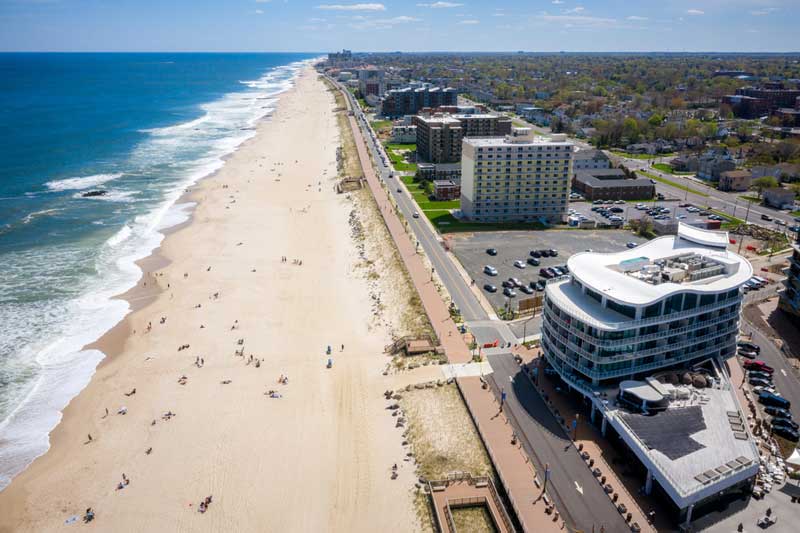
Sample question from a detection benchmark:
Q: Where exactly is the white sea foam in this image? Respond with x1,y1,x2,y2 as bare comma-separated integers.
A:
45,173,123,192
0,58,313,492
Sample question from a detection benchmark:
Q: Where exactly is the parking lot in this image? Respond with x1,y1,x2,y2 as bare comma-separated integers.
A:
568,200,729,228
449,229,647,312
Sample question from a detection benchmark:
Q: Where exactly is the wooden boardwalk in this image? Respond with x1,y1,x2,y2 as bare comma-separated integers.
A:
429,474,515,533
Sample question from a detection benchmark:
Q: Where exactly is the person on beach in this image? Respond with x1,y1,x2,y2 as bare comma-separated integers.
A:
83,508,95,523
102,408,108,418
124,388,136,396
86,434,92,443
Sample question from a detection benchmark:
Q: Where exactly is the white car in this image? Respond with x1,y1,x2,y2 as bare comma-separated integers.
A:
513,260,527,269
412,211,420,218
484,265,498,276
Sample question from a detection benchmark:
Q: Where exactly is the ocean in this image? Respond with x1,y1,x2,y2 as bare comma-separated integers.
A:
0,52,316,490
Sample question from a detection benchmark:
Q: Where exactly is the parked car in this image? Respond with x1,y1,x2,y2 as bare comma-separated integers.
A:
483,284,497,293
545,267,558,278
744,360,774,374
750,377,772,388
509,277,522,287
533,281,546,291
772,417,799,431
773,425,800,442
765,406,792,418
626,242,638,249
540,268,554,279
748,371,772,381
738,341,760,353
549,249,559,256
486,248,498,256
513,260,527,269
552,267,565,276
519,285,534,295
531,250,542,258
758,391,791,409
738,349,758,360
527,257,541,266
483,265,498,276
610,207,624,213
761,214,773,221
502,280,514,288
503,287,517,298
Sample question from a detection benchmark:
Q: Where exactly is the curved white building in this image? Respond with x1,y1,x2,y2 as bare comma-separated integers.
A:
541,224,758,525
543,224,751,388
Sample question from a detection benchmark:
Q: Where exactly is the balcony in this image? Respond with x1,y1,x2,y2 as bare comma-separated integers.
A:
542,331,734,381
544,305,740,348
542,320,739,365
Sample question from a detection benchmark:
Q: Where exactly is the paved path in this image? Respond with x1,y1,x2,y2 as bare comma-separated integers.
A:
488,353,629,532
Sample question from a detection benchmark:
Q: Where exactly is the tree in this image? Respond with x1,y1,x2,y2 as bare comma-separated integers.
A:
751,176,780,197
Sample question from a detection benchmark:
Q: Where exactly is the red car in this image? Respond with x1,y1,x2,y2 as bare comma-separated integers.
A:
743,360,774,374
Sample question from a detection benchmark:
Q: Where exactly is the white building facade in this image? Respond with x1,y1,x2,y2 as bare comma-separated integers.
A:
460,128,572,224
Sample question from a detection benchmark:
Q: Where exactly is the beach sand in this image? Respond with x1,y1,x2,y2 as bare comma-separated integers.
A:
0,67,422,532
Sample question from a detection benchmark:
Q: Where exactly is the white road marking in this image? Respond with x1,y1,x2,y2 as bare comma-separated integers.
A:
781,369,788,377
509,376,515,383
575,481,583,494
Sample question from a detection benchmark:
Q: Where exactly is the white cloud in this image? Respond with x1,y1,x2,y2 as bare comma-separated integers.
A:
686,9,704,15
308,17,327,23
255,0,272,3
416,2,463,7
564,6,585,14
318,3,386,11
255,9,264,14
750,8,778,16
626,15,647,21
552,0,564,4
349,15,420,30
458,19,479,24
536,13,618,29
492,12,505,17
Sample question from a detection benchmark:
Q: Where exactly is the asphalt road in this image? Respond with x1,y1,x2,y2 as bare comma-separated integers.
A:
488,353,629,533
742,317,800,420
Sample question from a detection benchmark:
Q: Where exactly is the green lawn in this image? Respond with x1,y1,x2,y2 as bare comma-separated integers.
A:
385,145,417,172
652,163,694,175
739,195,762,203
427,212,546,233
639,170,710,198
611,150,674,160
370,120,392,132
792,210,800,218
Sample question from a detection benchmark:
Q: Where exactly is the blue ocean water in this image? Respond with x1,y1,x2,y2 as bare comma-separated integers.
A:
0,52,316,489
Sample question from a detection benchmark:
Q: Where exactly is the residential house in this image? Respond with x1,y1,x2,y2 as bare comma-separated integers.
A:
763,187,796,209
718,170,752,192
697,151,736,181
751,163,800,183
572,169,655,201
433,180,460,201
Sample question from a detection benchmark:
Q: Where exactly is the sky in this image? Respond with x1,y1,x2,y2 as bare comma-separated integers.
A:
0,0,798,53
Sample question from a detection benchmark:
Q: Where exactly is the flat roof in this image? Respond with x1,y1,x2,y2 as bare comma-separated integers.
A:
464,136,572,147
565,224,752,306
608,380,759,503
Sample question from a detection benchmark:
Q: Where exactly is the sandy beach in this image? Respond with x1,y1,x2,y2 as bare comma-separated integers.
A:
0,67,422,532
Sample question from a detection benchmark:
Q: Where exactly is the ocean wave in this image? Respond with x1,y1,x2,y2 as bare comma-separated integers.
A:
45,173,123,192
21,208,62,225
0,58,308,492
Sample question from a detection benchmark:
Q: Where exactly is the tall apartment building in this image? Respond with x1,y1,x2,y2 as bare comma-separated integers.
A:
413,115,462,164
379,86,457,118
413,113,512,164
357,68,386,98
541,224,757,525
780,235,800,319
460,128,572,223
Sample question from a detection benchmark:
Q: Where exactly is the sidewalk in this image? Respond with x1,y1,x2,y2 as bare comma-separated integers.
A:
459,377,562,533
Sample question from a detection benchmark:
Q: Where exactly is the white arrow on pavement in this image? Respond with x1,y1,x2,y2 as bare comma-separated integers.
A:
574,481,583,495
781,369,787,377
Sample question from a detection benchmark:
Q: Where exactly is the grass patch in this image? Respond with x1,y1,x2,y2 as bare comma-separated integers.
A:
385,144,418,172
739,195,762,203
611,150,674,160
639,170,709,198
370,119,392,131
427,212,546,233
653,163,693,175
452,507,498,533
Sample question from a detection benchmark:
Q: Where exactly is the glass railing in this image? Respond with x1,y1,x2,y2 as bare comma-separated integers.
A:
544,307,739,347
542,332,733,380
543,321,738,365
544,278,741,330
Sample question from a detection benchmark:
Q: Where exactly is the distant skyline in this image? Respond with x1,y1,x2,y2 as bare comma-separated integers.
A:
1,0,798,53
